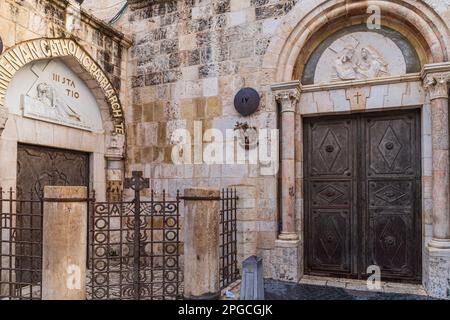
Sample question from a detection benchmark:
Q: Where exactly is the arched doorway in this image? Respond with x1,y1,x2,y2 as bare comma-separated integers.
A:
0,38,127,294
0,38,127,198
268,0,450,297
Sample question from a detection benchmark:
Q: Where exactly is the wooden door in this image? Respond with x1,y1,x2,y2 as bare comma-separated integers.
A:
304,109,421,283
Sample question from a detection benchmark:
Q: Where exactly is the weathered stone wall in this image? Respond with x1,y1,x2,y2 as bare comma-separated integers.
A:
123,0,299,260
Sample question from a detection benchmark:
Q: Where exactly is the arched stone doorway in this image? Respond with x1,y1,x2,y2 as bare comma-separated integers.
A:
0,38,128,293
0,38,127,200
268,0,450,298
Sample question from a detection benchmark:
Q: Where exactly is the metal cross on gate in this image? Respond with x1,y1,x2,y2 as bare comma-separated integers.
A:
124,171,149,193
124,171,149,299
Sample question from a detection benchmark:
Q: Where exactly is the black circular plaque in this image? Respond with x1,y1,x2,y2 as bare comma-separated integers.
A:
234,87,260,116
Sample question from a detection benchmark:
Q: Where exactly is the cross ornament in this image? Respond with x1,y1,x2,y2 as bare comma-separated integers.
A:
124,171,149,192
354,91,362,104
346,87,369,110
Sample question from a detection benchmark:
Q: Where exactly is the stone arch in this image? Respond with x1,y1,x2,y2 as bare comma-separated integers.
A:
263,0,450,82
0,38,126,147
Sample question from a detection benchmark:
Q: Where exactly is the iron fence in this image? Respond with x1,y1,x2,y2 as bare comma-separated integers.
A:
0,188,43,300
219,188,239,289
0,178,239,300
88,172,182,300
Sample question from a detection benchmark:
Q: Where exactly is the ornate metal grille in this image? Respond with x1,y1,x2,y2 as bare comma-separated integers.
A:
219,188,239,289
0,188,43,300
88,171,182,300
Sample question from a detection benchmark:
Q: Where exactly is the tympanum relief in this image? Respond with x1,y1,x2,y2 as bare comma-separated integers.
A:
314,32,407,84
24,81,89,130
5,59,104,132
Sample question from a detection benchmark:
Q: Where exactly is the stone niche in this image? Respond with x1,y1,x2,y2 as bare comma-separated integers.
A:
302,25,421,85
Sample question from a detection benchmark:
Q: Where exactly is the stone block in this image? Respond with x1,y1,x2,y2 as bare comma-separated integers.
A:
183,188,221,299
366,85,388,109
384,83,407,108
268,240,302,282
425,246,450,299
42,186,88,300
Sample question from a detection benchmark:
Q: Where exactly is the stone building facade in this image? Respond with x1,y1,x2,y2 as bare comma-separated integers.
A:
1,0,450,299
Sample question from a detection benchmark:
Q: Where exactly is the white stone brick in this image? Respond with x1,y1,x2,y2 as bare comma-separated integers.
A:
366,85,388,109
402,81,425,106
228,11,247,27
329,89,350,112
262,18,281,35
230,0,250,11
299,92,317,114
202,78,219,97
384,83,407,108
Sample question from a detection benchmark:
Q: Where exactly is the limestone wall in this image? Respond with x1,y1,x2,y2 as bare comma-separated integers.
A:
121,0,450,265
122,0,300,257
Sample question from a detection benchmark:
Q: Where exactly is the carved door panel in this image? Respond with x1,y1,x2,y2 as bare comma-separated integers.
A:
304,110,421,282
16,144,89,283
304,118,357,277
361,112,421,282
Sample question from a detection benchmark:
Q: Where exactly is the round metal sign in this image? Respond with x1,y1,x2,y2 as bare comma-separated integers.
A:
234,87,260,116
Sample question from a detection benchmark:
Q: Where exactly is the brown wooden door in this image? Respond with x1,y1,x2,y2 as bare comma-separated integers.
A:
17,144,89,197
16,144,89,283
304,109,421,283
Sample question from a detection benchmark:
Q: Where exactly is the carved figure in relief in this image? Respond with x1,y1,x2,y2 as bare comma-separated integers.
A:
332,45,390,81
36,82,81,121
357,47,388,79
332,46,358,81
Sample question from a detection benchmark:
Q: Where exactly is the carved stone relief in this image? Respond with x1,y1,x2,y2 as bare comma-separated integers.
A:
314,32,407,84
106,133,126,158
5,59,104,132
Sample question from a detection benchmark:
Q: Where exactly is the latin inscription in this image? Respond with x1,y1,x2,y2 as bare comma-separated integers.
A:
53,73,80,99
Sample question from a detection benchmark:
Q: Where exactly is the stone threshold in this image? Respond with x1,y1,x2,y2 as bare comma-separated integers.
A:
299,275,428,296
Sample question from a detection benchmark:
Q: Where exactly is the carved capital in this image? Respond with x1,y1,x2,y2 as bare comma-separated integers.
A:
423,73,450,100
274,89,300,113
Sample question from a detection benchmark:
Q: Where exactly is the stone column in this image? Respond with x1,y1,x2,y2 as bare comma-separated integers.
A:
423,70,450,299
274,87,300,241
424,73,450,249
42,186,87,300
183,188,220,300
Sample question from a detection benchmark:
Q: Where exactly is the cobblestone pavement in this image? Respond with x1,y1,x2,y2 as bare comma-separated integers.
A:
264,280,434,300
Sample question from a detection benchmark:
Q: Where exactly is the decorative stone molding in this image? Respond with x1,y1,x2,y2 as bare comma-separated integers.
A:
423,73,450,100
301,73,421,93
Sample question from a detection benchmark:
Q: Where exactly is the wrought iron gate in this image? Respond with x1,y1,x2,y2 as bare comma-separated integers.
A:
2,171,239,300
0,188,43,300
88,171,182,300
219,188,239,289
